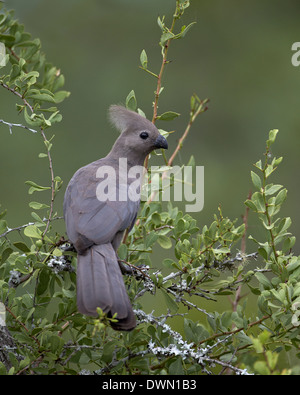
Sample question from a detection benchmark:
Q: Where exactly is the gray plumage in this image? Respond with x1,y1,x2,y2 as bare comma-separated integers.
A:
63,105,168,331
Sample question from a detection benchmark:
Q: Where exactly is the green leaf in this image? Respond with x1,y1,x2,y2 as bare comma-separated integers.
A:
160,288,178,312
255,272,271,290
145,231,159,249
25,180,51,194
9,64,21,81
157,235,172,249
151,212,161,226
247,283,261,295
160,31,174,47
48,111,62,124
157,16,165,32
251,192,265,212
178,22,196,38
251,171,262,190
36,268,49,296
24,108,43,127
267,129,279,147
1,247,13,263
53,90,70,103
125,90,137,111
283,236,296,252
244,199,257,212
0,362,7,375
13,242,30,253
49,335,64,354
275,188,287,206
272,156,283,167
157,111,180,121
29,201,50,210
27,92,56,103
264,184,283,196
118,243,128,261
169,357,184,375
265,164,275,178
0,219,7,235
0,33,15,46
162,258,175,268
140,49,148,69
254,159,263,170
24,224,42,239
52,248,62,257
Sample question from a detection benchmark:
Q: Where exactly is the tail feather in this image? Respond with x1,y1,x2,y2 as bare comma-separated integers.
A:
76,243,136,331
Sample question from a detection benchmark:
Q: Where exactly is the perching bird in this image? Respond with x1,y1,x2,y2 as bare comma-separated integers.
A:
63,105,168,330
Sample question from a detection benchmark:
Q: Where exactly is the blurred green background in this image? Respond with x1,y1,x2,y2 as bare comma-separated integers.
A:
1,0,300,333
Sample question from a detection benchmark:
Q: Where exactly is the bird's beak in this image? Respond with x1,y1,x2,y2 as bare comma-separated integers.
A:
154,134,168,150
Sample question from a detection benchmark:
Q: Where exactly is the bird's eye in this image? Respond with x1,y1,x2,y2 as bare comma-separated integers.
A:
140,131,149,140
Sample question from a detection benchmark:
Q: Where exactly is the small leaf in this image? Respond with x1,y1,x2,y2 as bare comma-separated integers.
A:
264,184,283,196
157,16,165,32
145,232,159,249
25,180,51,194
53,90,70,103
125,90,137,111
244,199,258,212
0,219,7,235
157,235,172,249
118,244,128,261
0,33,15,46
13,242,30,253
255,272,271,290
52,248,62,257
24,108,43,127
140,49,148,69
24,224,42,239
160,32,174,47
160,288,178,312
178,22,196,38
275,188,287,206
28,92,56,103
251,171,262,190
267,129,279,147
157,111,180,121
29,202,50,210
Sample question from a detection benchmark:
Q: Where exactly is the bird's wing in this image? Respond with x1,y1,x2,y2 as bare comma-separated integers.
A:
63,160,139,252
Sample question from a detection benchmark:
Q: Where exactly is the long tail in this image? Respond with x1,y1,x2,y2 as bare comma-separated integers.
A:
76,243,136,331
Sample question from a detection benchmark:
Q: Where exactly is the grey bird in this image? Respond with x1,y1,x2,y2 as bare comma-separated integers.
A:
63,105,168,330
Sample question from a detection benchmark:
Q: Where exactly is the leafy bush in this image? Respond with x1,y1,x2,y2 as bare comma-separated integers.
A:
0,1,299,375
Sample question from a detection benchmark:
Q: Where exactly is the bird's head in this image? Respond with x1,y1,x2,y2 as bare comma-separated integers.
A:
108,105,168,164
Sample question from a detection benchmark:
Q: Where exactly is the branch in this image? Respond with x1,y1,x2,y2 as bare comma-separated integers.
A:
0,82,34,113
40,129,55,238
167,98,209,167
0,216,63,239
0,119,38,134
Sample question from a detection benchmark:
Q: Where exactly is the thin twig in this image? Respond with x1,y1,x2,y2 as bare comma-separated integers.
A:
0,216,63,239
230,190,252,312
0,82,34,113
40,129,55,238
0,119,38,134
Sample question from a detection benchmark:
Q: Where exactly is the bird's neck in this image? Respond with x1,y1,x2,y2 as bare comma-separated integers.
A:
107,142,146,168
